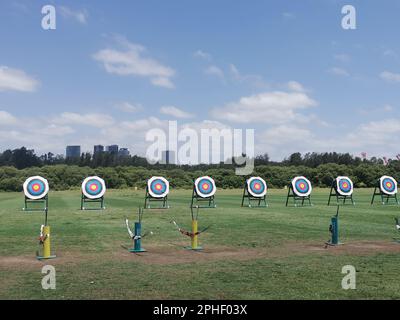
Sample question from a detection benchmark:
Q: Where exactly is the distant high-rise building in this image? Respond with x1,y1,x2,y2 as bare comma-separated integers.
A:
66,145,81,158
94,145,104,155
106,145,119,154
118,148,130,157
161,150,175,164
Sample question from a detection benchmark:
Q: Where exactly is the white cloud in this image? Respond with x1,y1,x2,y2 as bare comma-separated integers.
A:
204,65,225,80
59,6,88,24
334,54,351,62
380,71,400,83
160,106,195,119
194,50,212,61
93,37,176,88
210,91,317,124
0,111,17,125
114,102,143,113
53,112,115,128
0,66,40,92
328,67,350,77
287,81,306,92
229,64,267,88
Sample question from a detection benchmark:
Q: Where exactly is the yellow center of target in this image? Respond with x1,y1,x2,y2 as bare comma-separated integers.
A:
254,183,261,190
33,184,40,191
155,184,162,190
343,183,348,188
386,182,392,188
90,184,98,191
300,183,305,189
202,183,209,190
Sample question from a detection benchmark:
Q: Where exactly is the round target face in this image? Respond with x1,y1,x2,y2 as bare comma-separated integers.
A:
23,176,49,200
247,177,267,198
380,175,397,195
148,176,169,198
336,176,354,196
291,176,312,197
82,176,106,199
195,176,216,198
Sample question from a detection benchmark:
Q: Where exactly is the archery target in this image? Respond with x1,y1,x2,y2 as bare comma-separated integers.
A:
82,176,106,199
195,176,216,198
148,176,169,198
379,175,397,195
291,176,312,197
23,176,49,200
336,176,354,196
247,177,267,198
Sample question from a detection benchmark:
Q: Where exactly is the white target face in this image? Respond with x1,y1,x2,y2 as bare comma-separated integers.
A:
23,176,49,200
147,176,169,198
195,176,216,198
247,177,267,198
336,176,354,196
379,175,397,195
291,176,312,197
82,176,106,199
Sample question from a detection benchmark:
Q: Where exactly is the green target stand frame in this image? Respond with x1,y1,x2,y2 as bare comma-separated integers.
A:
371,176,399,206
144,176,170,209
80,176,106,210
190,176,217,209
241,177,268,208
22,176,49,212
285,176,313,207
327,176,355,206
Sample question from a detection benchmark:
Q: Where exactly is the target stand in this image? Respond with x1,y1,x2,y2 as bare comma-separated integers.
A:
190,176,217,209
241,177,268,208
22,176,49,212
371,176,399,206
36,208,56,260
285,176,313,207
325,206,343,247
327,176,355,206
81,176,106,210
144,177,170,209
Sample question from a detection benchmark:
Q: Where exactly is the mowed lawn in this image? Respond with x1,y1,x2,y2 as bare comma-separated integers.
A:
1,188,400,300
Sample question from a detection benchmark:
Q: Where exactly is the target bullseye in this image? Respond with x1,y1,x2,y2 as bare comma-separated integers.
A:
336,176,354,196
82,176,106,199
23,176,49,200
247,177,267,198
147,177,169,198
380,176,397,195
195,176,216,198
292,176,312,197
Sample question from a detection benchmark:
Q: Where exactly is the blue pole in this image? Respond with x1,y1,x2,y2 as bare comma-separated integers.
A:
134,222,142,251
331,216,339,245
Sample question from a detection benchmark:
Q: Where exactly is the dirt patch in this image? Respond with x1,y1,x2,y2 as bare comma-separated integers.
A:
2,240,400,269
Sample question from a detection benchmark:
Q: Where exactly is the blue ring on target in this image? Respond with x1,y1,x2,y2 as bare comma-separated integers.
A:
195,176,216,198
82,176,106,199
148,176,169,198
247,177,267,198
380,176,397,195
292,176,312,197
23,176,49,200
336,176,353,196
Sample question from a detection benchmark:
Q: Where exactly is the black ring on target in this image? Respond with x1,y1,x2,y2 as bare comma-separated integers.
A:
292,176,312,197
23,176,49,200
336,176,353,196
247,177,267,198
195,176,216,198
380,176,397,195
148,176,169,198
82,176,106,199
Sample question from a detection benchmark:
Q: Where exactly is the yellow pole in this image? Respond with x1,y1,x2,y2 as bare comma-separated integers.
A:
191,220,198,249
43,225,51,258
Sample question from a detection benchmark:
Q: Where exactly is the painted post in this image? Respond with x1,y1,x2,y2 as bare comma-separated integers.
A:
134,222,143,252
191,220,198,249
331,216,339,245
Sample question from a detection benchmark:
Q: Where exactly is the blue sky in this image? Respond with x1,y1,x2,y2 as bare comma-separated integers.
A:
0,0,400,161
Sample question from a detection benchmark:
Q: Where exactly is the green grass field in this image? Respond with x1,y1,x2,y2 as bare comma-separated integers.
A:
1,188,400,300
